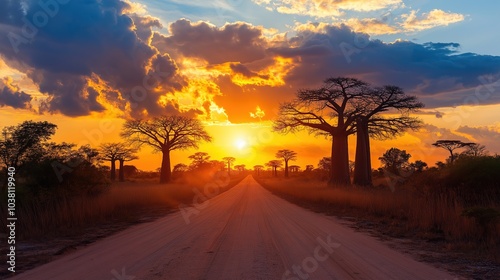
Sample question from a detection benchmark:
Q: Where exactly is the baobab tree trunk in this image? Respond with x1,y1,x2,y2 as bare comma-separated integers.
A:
329,133,351,186
160,149,171,184
353,120,372,186
110,159,116,181
119,159,125,182
284,160,289,178
227,162,231,176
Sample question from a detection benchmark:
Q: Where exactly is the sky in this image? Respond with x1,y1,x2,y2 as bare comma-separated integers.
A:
1,0,500,171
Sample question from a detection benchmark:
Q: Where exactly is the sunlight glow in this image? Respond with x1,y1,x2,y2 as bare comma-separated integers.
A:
235,138,248,150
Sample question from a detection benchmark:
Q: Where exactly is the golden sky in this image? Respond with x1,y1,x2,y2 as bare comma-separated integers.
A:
1,0,500,171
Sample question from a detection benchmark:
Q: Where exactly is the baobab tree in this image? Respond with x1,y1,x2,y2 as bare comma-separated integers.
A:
353,85,423,186
253,165,264,176
289,165,301,173
276,149,297,178
234,164,246,173
432,140,475,164
121,115,212,184
117,148,138,182
188,152,210,170
222,157,235,175
275,77,368,185
266,160,282,177
99,142,130,181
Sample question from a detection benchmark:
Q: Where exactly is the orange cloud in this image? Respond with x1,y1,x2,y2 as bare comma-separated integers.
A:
250,106,266,120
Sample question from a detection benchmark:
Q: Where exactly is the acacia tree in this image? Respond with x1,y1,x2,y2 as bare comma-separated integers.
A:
432,140,475,164
461,143,487,157
222,157,235,175
121,115,212,184
353,85,423,186
275,77,368,185
276,149,297,178
266,160,282,177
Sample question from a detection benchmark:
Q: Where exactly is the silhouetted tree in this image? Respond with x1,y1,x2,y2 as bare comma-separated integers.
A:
253,165,264,176
353,85,423,186
289,165,301,173
379,148,411,176
410,160,428,172
0,121,57,173
188,152,211,170
276,149,297,178
99,143,130,181
275,77,368,185
117,148,138,182
173,163,188,173
432,140,475,164
222,157,235,175
318,157,331,172
266,160,282,177
461,143,488,157
234,164,245,173
209,160,225,171
121,115,212,183
305,165,314,172
78,144,99,163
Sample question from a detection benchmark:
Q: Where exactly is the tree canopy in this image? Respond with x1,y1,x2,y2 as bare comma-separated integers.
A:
121,115,212,183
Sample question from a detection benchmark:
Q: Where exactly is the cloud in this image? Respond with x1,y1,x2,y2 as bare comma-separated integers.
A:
267,24,500,108
456,125,500,153
344,18,399,35
0,77,32,109
401,9,465,32
0,0,182,117
250,106,266,120
161,19,268,65
252,0,402,18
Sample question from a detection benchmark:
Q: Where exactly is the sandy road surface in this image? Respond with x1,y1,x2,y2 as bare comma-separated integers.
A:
10,176,459,280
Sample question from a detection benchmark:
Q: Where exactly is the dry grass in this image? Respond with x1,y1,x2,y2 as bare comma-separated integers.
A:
2,173,244,240
258,176,500,260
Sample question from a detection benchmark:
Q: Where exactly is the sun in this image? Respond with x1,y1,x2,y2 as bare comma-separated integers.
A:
235,138,247,150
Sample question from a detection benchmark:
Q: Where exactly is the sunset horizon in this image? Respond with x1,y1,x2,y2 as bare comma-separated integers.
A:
1,1,499,279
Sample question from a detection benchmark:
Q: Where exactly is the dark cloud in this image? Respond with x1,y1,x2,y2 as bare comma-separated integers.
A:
161,19,268,64
0,78,32,109
269,24,500,108
0,0,182,117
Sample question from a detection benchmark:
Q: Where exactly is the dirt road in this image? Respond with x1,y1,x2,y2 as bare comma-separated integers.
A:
10,176,459,280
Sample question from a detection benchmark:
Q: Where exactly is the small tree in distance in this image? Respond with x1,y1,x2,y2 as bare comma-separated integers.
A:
379,148,411,176
121,115,212,184
432,140,475,164
222,157,235,175
266,160,282,177
117,147,138,182
99,143,130,181
276,149,297,178
253,165,264,176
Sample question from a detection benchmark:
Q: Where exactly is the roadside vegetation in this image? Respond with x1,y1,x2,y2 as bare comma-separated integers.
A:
0,120,245,241
256,153,500,263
